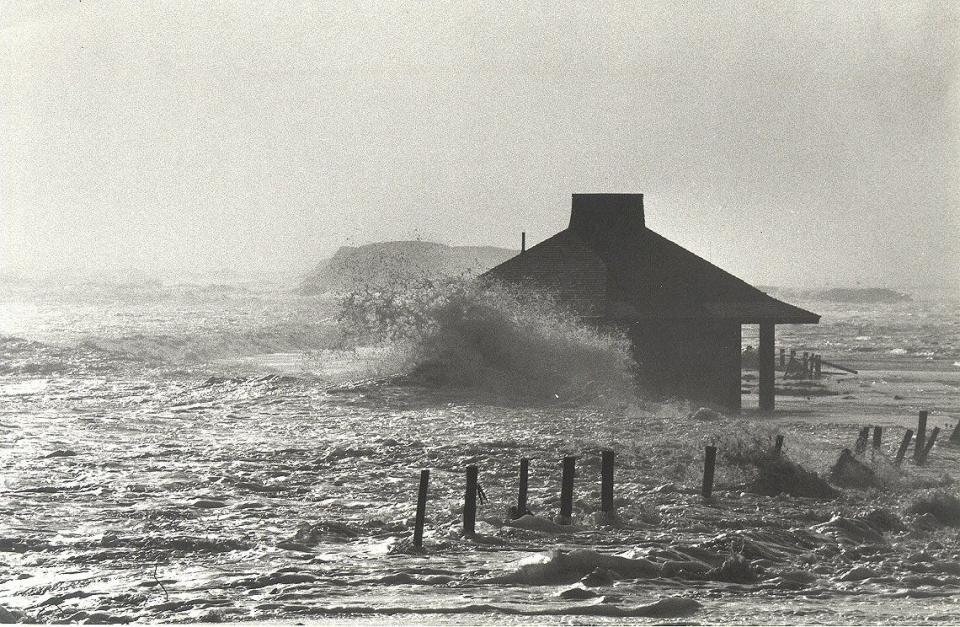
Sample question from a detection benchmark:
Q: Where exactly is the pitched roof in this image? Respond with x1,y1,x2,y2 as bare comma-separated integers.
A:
480,230,607,316
483,195,819,324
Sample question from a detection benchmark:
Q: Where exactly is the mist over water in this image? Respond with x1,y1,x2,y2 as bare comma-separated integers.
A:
2,3,958,289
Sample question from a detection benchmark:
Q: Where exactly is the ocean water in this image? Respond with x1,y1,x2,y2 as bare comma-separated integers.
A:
1,280,959,624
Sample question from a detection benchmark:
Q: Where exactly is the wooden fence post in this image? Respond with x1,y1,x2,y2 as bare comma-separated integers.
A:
463,465,478,537
601,450,615,513
919,427,940,465
950,421,960,445
559,456,576,524
914,411,928,462
855,427,870,454
515,458,529,518
702,446,717,499
413,469,429,550
872,426,882,450
895,429,913,466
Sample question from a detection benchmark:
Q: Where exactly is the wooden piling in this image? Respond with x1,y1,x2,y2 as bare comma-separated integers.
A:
855,427,870,454
601,450,615,513
895,429,913,466
951,421,960,445
702,446,717,499
413,469,429,550
914,410,928,462
919,427,940,465
774,435,784,455
815,355,822,377
559,456,576,524
802,352,809,377
779,348,786,369
521,231,526,253
872,426,882,450
516,458,529,518
463,465,478,537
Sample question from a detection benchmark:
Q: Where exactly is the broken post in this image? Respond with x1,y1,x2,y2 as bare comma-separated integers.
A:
919,427,940,465
895,429,913,466
601,449,615,513
872,426,882,450
774,435,784,456
463,465,478,537
559,456,576,524
855,427,870,454
820,358,858,374
780,348,785,369
914,410,928,462
516,458,529,518
413,469,429,550
702,446,717,499
802,352,809,378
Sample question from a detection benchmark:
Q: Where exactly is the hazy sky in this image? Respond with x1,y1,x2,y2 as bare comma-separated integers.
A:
2,1,957,287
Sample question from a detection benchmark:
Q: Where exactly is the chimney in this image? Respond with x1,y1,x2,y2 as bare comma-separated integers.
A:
570,194,644,248
569,194,644,245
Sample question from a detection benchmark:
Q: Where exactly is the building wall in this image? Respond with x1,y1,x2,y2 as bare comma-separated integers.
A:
626,320,742,410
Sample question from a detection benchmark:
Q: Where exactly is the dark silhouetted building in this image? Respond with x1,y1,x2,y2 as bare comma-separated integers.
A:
483,193,819,410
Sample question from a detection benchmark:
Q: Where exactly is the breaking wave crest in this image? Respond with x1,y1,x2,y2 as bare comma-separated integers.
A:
338,277,637,403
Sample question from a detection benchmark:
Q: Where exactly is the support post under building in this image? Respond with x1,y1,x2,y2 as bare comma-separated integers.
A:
759,322,775,411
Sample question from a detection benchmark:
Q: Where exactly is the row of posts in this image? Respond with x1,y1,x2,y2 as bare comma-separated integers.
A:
412,447,720,550
779,348,822,378
412,411,954,549
856,410,950,467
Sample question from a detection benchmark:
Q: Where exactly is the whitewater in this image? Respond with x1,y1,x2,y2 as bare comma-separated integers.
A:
2,279,960,624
